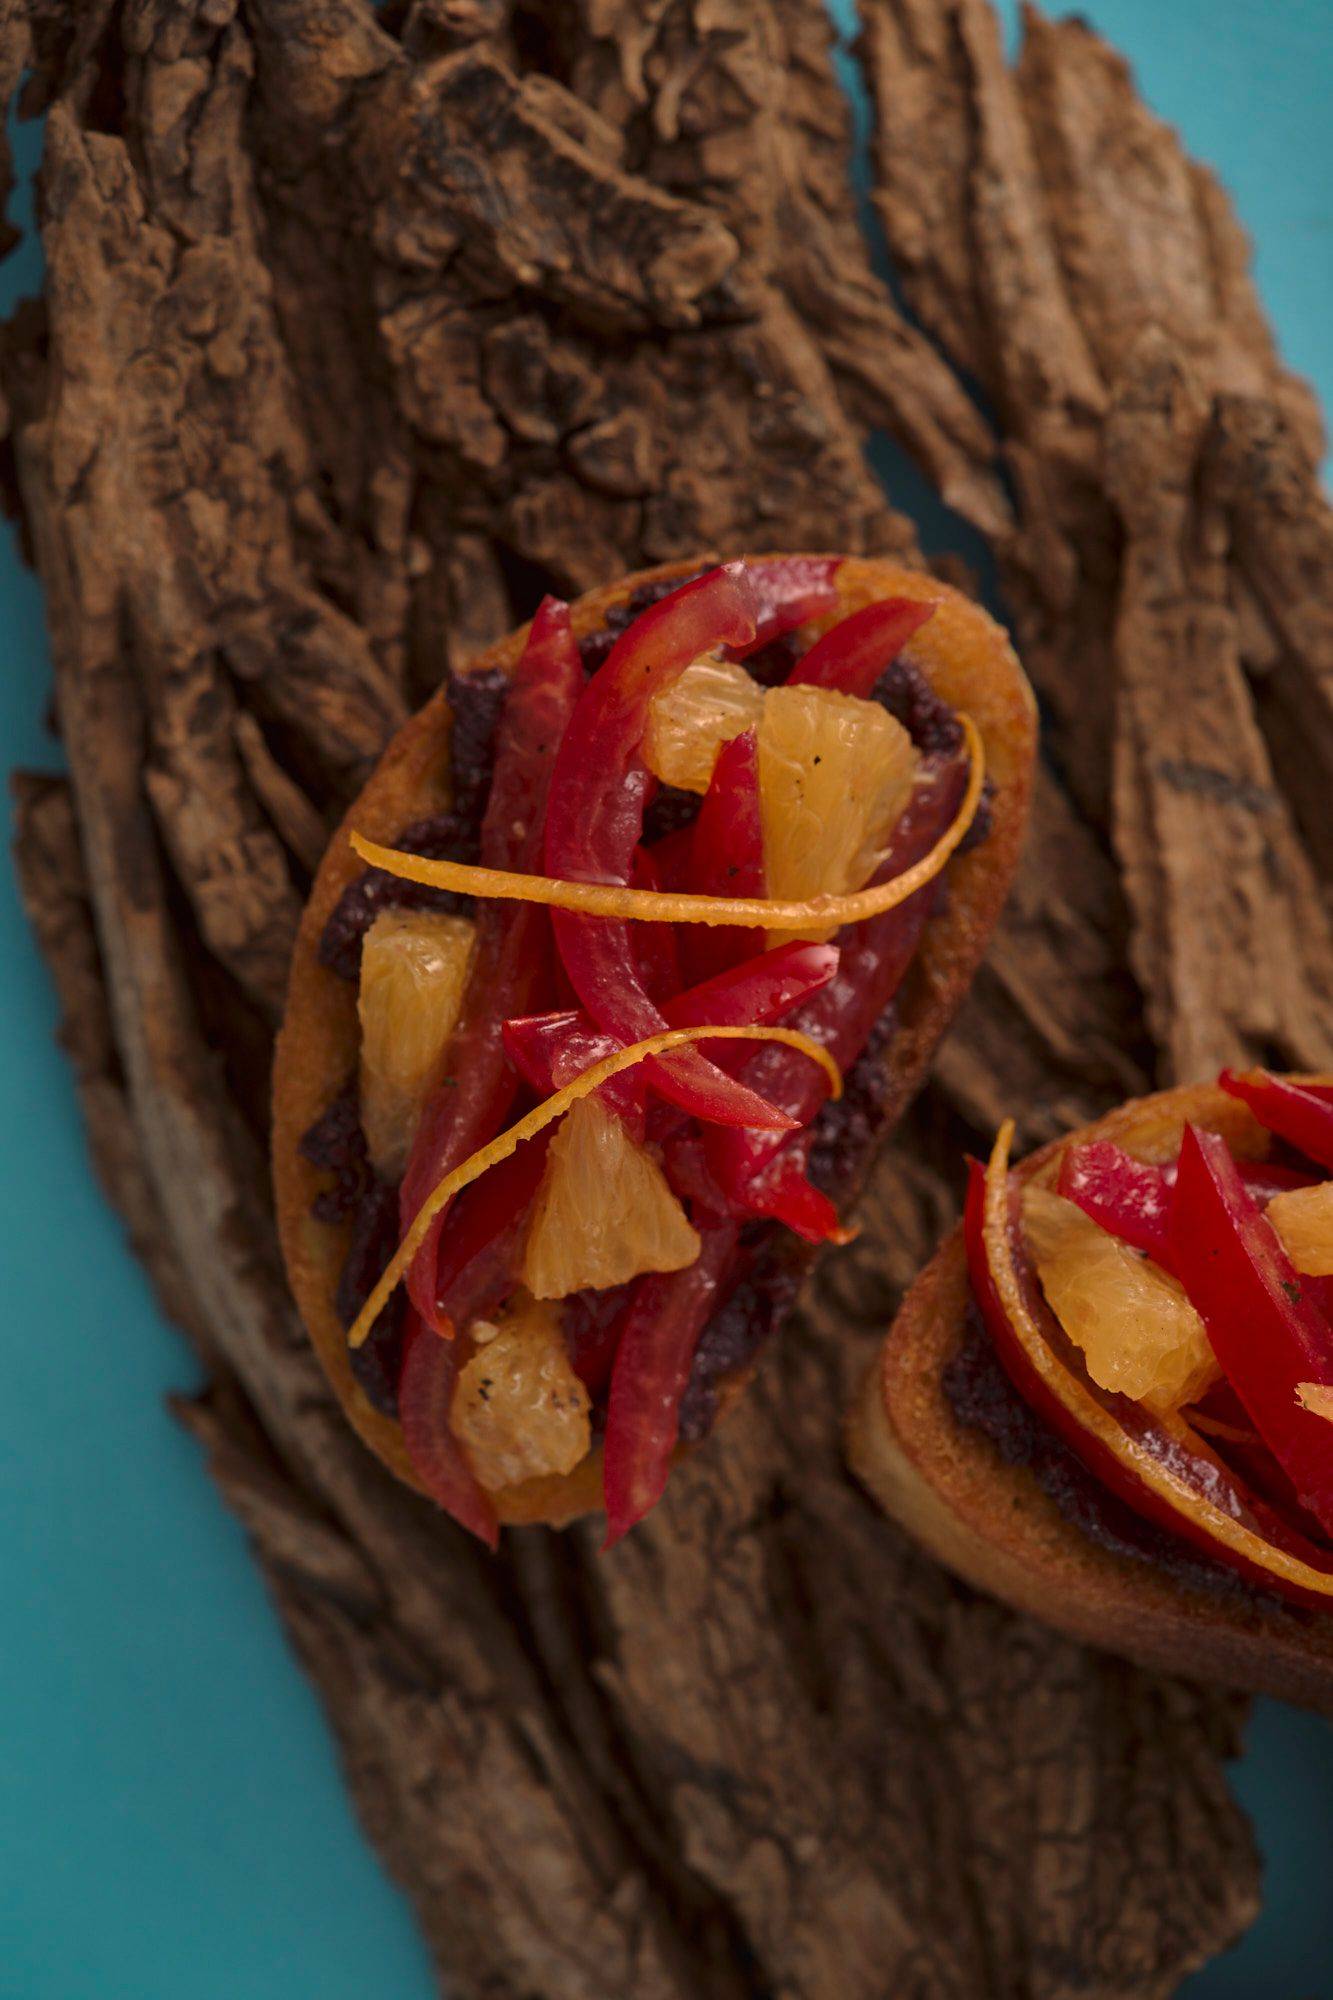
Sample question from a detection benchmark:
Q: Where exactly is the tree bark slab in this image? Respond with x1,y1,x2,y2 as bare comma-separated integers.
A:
10,2,1330,1993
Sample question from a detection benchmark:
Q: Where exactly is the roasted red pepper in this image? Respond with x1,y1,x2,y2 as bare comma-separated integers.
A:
665,940,839,1034
740,1141,846,1244
682,726,765,984
1190,1378,1333,1544
398,1311,499,1548
434,1132,553,1325
563,1285,633,1399
601,1220,740,1545
704,749,969,1226
1233,1160,1320,1201
503,942,839,1140
501,1011,643,1130
1167,1124,1333,1535
728,556,842,659
544,564,795,1132
644,823,695,891
630,847,682,1005
1059,1137,1316,1261
658,1130,728,1215
1057,1141,1172,1258
1219,1068,1333,1173
785,596,936,698
401,596,584,1330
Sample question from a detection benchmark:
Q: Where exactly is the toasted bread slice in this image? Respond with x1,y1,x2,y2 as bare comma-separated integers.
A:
849,1080,1333,1711
273,554,1036,1526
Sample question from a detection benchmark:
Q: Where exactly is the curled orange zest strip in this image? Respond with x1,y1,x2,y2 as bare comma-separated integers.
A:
347,1025,842,1352
350,715,985,930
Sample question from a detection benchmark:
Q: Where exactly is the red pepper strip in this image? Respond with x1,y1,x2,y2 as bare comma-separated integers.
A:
660,1130,729,1215
1187,1377,1256,1440
401,596,584,1330
1058,1138,1319,1261
1305,1274,1333,1326
1057,1142,1172,1259
784,596,937,698
504,942,841,1148
1167,1124,1333,1535
1232,1159,1323,1200
564,1285,634,1398
1184,1392,1328,1544
502,1011,644,1131
630,847,682,1005
1189,1379,1333,1544
545,564,794,1131
646,823,695,891
505,942,839,1103
726,556,842,660
741,1141,848,1244
398,1312,499,1547
665,940,839,1032
682,727,764,985
1058,1136,1333,1337
433,1131,553,1327
601,1219,741,1545
1218,1068,1333,1173
704,750,968,1222
965,1159,1333,1603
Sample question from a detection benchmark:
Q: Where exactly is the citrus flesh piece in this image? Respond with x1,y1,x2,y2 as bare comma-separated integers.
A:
756,684,918,943
358,908,476,1177
1022,1184,1220,1412
1297,1382,1333,1423
1267,1180,1333,1276
522,1095,701,1299
448,1295,592,1490
642,654,764,794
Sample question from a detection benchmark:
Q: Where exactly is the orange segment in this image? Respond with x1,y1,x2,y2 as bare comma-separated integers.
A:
1297,1382,1333,1423
757,685,918,943
522,1096,701,1298
1268,1181,1333,1275
449,1296,592,1489
1022,1185,1220,1412
643,654,764,793
357,908,476,1177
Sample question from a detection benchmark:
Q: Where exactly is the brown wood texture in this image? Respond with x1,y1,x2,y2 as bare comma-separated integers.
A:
7,1,1331,1993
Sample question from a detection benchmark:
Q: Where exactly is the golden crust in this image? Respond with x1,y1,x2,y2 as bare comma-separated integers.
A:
848,1079,1333,1711
273,554,1036,1526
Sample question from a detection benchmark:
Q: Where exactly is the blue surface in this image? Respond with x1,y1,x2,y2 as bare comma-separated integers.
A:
3,7,1331,1995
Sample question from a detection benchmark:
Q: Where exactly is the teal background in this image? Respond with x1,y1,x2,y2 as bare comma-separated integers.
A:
2,4,1330,1994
